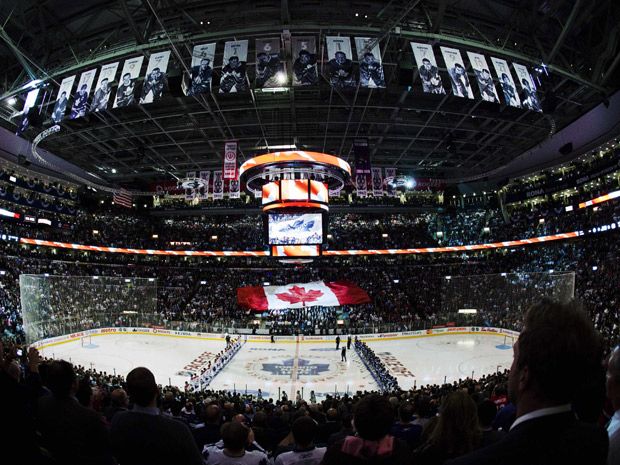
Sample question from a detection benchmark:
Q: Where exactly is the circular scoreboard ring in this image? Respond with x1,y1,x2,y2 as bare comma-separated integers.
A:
239,151,351,195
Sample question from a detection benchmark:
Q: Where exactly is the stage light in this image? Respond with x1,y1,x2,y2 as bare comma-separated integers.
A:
405,178,415,189
7,97,16,106
276,71,287,84
592,266,598,271
111,168,117,174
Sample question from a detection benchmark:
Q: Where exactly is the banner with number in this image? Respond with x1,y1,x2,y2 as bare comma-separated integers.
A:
356,173,368,197
114,56,144,108
371,167,383,196
466,52,499,103
354,37,385,88
188,43,216,96
385,167,397,197
213,171,224,199
440,47,473,99
292,36,318,86
223,141,238,179
199,170,210,199
70,69,97,119
410,43,445,94
513,63,542,112
51,75,76,123
220,40,249,93
326,36,356,89
255,38,285,88
353,139,371,174
490,57,521,107
229,179,241,198
91,62,119,113
140,51,170,104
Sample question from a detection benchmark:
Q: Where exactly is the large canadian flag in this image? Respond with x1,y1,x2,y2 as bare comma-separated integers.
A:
237,281,371,311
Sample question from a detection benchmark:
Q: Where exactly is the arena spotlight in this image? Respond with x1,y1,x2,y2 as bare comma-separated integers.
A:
7,97,17,106
592,266,598,271
276,71,287,85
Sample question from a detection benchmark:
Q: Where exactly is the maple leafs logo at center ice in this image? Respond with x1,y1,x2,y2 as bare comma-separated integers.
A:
276,285,323,306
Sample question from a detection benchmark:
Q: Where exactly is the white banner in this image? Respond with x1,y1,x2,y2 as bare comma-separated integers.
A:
466,52,500,103
189,43,216,96
114,56,144,108
140,50,170,104
70,68,97,119
228,179,241,198
513,63,542,112
51,75,76,123
371,167,383,196
440,46,473,99
255,38,285,88
292,36,318,86
199,170,210,199
385,167,397,197
490,57,521,107
326,36,356,89
213,170,224,199
223,141,237,179
355,37,385,88
355,173,368,197
220,40,249,93
410,42,445,94
91,62,119,112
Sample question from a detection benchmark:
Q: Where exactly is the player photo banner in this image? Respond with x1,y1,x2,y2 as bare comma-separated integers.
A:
385,167,397,197
189,43,215,96
466,52,500,104
16,88,41,136
513,63,542,112
410,43,445,95
353,139,371,174
113,56,144,108
440,47,473,99
51,75,76,123
354,37,385,88
69,69,97,119
140,51,170,104
326,36,356,89
199,170,210,199
490,57,521,108
213,170,224,199
91,62,119,113
255,38,285,89
220,40,249,94
371,167,383,196
292,36,318,86
223,141,238,179
228,179,241,198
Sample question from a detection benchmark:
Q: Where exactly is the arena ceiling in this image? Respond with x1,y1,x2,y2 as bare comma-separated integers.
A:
0,0,619,189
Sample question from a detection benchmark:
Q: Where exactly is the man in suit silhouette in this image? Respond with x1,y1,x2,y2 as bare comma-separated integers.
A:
448,299,608,465
606,346,620,465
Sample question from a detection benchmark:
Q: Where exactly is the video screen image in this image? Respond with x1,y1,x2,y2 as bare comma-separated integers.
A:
268,213,323,245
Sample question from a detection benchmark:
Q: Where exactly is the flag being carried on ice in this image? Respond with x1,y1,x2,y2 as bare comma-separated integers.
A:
237,280,371,311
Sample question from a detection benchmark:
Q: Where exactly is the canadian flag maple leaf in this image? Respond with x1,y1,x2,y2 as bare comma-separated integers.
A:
276,286,324,306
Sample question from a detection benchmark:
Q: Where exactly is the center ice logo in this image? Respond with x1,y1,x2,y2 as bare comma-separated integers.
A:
262,358,330,376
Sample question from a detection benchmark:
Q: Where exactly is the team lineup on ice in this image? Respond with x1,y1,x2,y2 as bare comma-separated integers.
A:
39,331,514,400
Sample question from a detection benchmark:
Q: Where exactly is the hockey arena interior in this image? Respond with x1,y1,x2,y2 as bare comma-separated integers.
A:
1,1,620,464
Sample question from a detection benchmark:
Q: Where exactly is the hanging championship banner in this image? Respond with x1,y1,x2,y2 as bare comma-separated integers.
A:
326,36,356,89
199,170,210,199
385,167,397,197
371,167,383,196
213,170,224,199
51,75,76,123
355,37,385,88
69,69,97,119
292,36,318,86
355,173,368,197
410,43,445,94
91,62,119,113
140,51,170,104
114,56,144,108
353,139,371,174
466,52,500,103
513,63,542,112
223,141,238,179
229,179,241,198
490,57,521,108
220,40,249,93
255,38,285,88
188,43,216,96
440,47,473,99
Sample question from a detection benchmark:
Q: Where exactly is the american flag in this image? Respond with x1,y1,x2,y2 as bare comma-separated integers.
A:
113,189,133,208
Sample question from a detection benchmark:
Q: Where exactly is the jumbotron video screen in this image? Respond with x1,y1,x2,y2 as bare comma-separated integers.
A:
267,213,323,245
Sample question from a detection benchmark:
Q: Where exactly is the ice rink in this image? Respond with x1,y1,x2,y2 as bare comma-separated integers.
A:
39,332,514,399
